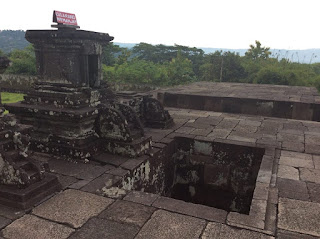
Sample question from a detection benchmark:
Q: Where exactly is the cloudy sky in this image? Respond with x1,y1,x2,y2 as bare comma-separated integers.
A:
1,0,319,50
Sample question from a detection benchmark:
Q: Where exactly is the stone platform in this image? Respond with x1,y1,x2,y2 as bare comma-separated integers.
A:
158,82,320,121
1,103,320,238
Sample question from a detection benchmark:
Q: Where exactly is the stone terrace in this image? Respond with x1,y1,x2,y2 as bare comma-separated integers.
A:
1,103,320,238
159,82,320,121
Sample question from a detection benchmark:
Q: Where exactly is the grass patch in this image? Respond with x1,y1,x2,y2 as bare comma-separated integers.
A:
1,92,25,114
1,92,25,104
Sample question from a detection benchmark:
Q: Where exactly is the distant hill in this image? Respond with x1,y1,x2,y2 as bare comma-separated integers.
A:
0,30,29,53
1,30,319,64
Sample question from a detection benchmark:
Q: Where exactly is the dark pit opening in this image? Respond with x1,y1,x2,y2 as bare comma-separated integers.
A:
122,137,265,215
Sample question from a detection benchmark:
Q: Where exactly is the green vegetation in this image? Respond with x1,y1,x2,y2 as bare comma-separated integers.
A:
1,92,24,114
2,38,320,91
1,92,25,104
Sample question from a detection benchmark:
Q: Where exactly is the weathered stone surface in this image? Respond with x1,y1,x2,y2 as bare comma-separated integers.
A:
300,168,320,184
52,174,78,189
278,165,299,180
67,179,90,190
202,222,273,239
135,210,206,239
120,158,147,171
1,214,74,239
0,216,11,230
207,129,231,139
68,218,139,239
277,230,320,239
307,182,320,203
32,189,114,228
98,200,155,227
279,155,314,169
123,191,160,206
0,205,25,220
152,196,227,222
49,159,109,180
253,182,269,200
80,174,121,194
277,178,309,201
278,198,320,237
313,155,320,169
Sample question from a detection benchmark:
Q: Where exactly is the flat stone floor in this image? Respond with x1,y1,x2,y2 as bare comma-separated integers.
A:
1,107,320,238
160,82,320,103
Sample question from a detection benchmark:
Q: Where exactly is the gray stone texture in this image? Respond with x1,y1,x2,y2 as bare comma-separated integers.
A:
32,189,114,228
1,214,74,239
202,222,274,239
123,191,160,206
135,210,206,239
68,218,139,239
278,198,320,237
152,196,227,222
98,200,155,227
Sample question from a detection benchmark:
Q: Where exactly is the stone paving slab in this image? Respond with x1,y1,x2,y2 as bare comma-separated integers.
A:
299,168,320,184
152,196,227,223
0,205,25,220
135,209,206,239
202,222,274,239
278,197,320,237
279,155,314,169
1,214,74,239
277,178,309,201
32,189,114,228
306,183,320,203
0,216,11,230
98,200,155,227
123,191,160,206
68,217,139,239
277,165,299,180
277,230,320,239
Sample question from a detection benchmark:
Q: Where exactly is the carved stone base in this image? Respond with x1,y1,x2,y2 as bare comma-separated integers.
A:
0,173,61,209
103,136,152,157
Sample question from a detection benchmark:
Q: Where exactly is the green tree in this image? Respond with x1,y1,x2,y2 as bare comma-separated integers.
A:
102,43,125,66
166,51,196,85
200,51,246,82
245,40,271,60
6,44,36,75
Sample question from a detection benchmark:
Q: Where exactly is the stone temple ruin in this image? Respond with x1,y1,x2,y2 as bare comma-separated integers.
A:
1,16,320,239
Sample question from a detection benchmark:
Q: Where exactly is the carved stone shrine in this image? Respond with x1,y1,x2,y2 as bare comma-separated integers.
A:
6,23,172,160
0,57,60,209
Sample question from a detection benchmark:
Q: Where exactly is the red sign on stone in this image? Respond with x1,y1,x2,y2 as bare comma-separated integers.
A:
53,10,78,26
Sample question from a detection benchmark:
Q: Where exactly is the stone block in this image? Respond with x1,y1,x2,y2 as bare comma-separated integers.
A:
312,155,320,169
277,230,319,239
300,168,320,184
2,214,74,239
279,155,314,169
98,200,156,227
81,174,122,194
307,182,320,203
278,165,299,180
135,210,206,239
277,178,309,201
202,222,273,239
152,196,227,223
32,189,114,228
0,216,11,230
278,198,320,237
123,191,160,206
69,218,139,239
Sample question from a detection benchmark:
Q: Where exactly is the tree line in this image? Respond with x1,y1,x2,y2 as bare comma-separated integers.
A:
2,40,320,90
